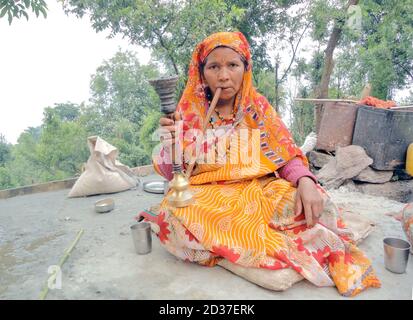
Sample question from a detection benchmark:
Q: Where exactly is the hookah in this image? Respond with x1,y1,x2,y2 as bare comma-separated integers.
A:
149,76,222,208
149,75,193,208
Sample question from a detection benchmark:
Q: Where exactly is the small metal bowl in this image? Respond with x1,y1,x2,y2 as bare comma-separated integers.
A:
94,198,115,213
143,180,169,194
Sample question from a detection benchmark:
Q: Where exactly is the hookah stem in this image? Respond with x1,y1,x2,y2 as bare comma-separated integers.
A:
203,87,222,132
185,87,222,179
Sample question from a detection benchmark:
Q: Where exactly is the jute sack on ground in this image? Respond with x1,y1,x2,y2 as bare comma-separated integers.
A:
68,136,138,197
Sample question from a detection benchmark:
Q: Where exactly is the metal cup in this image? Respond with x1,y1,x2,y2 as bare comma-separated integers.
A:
130,222,152,255
383,237,411,274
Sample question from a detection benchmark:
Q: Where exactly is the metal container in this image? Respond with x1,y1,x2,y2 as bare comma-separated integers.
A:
383,237,410,273
316,102,360,152
143,180,168,194
352,106,413,170
130,222,152,255
94,198,115,213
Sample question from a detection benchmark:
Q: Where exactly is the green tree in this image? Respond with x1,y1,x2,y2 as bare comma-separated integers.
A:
62,0,244,76
45,102,81,122
62,0,311,110
7,127,43,187
353,0,413,99
290,87,314,145
80,50,162,167
36,106,89,179
0,0,47,24
88,50,159,126
0,167,12,189
226,0,301,72
287,0,413,140
4,104,88,189
304,0,413,100
254,70,288,115
0,133,12,189
0,133,11,166
139,109,162,162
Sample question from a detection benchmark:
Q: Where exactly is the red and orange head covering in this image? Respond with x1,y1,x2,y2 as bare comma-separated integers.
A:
177,31,308,171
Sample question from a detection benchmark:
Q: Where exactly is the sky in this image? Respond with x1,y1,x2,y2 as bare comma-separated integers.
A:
0,0,151,144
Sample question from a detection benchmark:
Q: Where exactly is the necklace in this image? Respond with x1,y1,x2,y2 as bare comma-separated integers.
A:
209,108,235,129
214,107,235,122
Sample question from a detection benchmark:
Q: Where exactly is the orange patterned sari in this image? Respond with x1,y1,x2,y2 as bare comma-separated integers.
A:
146,32,380,297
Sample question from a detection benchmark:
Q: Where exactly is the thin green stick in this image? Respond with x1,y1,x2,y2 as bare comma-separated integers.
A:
39,228,84,300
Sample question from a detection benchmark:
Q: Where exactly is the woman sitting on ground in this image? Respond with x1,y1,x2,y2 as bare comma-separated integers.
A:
142,31,380,297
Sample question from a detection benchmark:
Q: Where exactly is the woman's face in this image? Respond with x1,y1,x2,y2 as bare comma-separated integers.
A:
202,47,245,102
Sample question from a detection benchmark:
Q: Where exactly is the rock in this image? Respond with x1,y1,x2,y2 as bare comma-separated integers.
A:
356,180,413,203
317,145,373,189
307,151,334,169
316,158,340,188
353,167,394,184
335,145,373,172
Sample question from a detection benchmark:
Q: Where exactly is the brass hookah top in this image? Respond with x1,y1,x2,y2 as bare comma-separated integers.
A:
166,163,193,208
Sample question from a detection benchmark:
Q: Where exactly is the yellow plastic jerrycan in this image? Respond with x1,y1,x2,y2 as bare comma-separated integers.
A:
407,143,413,176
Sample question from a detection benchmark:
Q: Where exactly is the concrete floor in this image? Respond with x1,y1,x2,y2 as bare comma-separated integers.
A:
0,174,412,300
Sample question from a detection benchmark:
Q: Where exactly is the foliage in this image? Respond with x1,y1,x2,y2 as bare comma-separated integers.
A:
62,0,244,77
61,0,309,103
0,133,11,166
89,50,160,125
0,0,47,24
355,0,413,99
0,167,12,189
36,106,89,178
290,87,314,145
6,127,43,187
3,106,89,188
83,50,162,167
2,1,413,190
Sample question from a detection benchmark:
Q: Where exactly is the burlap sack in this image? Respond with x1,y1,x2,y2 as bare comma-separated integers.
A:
68,136,138,197
217,260,304,291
